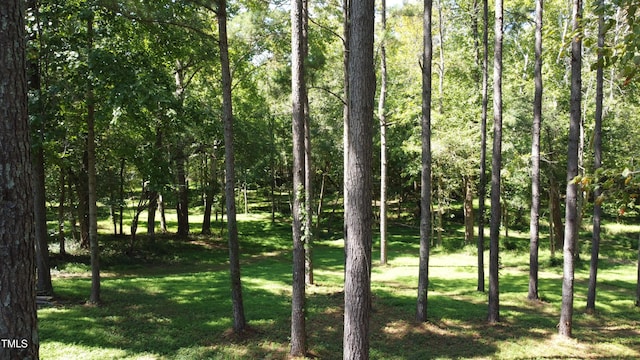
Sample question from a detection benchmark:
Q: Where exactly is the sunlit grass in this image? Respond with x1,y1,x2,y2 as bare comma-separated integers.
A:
39,209,640,359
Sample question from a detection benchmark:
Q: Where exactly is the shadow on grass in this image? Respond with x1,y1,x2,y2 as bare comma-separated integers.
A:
41,217,640,359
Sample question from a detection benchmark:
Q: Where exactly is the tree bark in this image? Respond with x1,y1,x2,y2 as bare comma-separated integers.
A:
378,0,388,266
27,0,53,296
477,0,489,293
291,0,307,354
586,3,605,313
488,0,504,323
464,176,474,245
0,1,40,357
86,15,101,305
416,0,433,323
636,233,640,307
343,0,375,356
202,150,218,235
58,168,67,255
303,0,314,286
175,148,189,238
528,0,543,302
559,0,582,338
218,0,246,334
342,0,350,273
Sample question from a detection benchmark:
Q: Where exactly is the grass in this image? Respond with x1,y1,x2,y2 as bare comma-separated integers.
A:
39,210,640,359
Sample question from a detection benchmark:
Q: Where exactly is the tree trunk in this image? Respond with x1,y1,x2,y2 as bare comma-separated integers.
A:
436,0,445,115
119,157,125,235
343,0,375,357
316,169,327,232
586,4,604,313
218,0,246,334
302,0,314,286
0,1,40,356
33,131,54,296
549,167,564,252
378,0,389,266
87,15,101,305
202,150,217,235
437,177,444,247
291,0,307,354
636,233,640,307
416,0,433,323
154,193,165,233
559,0,582,338
175,148,189,237
342,0,351,272
27,1,54,295
464,176,474,245
488,0,504,323
477,0,489,293
58,168,67,255
147,191,158,238
528,0,543,302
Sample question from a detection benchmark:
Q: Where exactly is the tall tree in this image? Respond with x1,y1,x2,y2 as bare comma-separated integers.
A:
528,0,544,302
559,0,583,338
291,0,307,354
86,12,101,305
27,0,53,296
303,0,314,286
378,0,389,266
416,0,433,323
477,0,490,294
218,0,246,334
488,0,504,323
343,0,375,356
586,0,605,314
0,0,40,357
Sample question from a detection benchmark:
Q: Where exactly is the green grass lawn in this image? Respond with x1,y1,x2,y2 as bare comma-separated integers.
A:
39,212,640,359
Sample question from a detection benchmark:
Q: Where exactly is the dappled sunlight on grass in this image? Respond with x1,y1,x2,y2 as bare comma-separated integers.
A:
40,214,640,359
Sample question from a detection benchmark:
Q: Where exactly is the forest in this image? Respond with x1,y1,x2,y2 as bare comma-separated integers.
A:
1,0,640,358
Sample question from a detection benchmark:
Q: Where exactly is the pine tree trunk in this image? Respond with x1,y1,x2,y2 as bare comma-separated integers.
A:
58,168,67,255
291,0,307,354
464,176,474,245
477,0,489,293
175,149,189,238
586,4,604,313
528,0,543,302
343,0,375,357
416,0,433,323
0,1,40,356
218,0,246,334
559,0,582,338
158,193,168,233
378,0,388,266
27,1,54,295
87,15,101,305
488,0,504,323
202,151,217,235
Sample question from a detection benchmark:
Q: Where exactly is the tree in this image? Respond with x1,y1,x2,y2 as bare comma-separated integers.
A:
559,0,583,338
303,0,314,287
86,11,101,305
343,0,375,356
416,0,433,323
27,0,54,296
0,0,40,358
378,0,389,266
528,0,543,302
477,0,489,294
218,0,246,334
488,0,504,324
291,0,307,354
586,0,605,314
